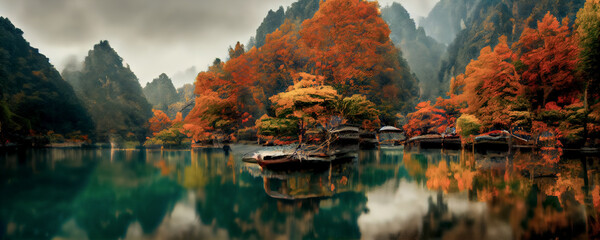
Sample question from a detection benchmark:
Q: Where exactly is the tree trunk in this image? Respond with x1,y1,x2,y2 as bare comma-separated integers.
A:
583,80,590,147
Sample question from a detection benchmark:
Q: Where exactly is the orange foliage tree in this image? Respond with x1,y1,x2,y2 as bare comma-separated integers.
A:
184,64,252,142
447,36,526,131
147,110,188,146
518,12,581,109
299,0,418,115
257,20,307,100
149,109,172,136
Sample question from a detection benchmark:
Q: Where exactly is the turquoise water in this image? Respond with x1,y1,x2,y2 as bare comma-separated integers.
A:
1,146,599,240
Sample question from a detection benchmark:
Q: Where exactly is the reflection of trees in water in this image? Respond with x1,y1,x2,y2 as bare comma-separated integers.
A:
358,149,406,189
72,150,182,240
396,148,596,239
0,149,100,239
179,148,371,239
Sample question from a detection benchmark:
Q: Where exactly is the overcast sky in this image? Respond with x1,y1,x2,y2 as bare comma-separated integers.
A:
0,0,439,87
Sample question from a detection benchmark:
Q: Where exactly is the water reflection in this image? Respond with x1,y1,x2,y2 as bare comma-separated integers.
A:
0,147,599,239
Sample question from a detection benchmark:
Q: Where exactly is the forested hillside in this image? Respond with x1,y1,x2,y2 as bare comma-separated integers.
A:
143,73,179,113
184,0,419,142
63,41,152,142
437,0,585,94
0,17,94,144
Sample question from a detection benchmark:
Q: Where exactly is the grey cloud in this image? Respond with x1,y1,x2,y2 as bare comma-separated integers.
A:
62,55,83,72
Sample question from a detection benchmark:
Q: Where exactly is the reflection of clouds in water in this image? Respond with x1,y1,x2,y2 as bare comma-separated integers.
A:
446,193,486,216
53,191,228,240
358,180,433,239
358,180,503,240
53,218,90,240
122,191,229,240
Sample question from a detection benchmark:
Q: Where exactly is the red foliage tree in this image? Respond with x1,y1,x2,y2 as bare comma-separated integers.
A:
404,101,448,137
518,12,581,109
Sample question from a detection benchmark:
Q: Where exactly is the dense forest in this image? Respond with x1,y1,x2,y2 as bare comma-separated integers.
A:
405,3,600,148
1,0,599,149
437,0,586,94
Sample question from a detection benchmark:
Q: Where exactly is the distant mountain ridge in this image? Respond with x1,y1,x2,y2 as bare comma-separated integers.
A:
63,40,152,142
381,3,447,100
143,73,178,113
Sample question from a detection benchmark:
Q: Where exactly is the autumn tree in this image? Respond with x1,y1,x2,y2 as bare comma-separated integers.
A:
576,0,600,106
149,109,172,136
185,0,420,141
456,114,482,139
228,42,245,60
184,69,245,142
299,0,419,117
268,73,339,142
518,12,581,109
184,48,258,142
256,20,307,100
404,101,448,138
332,94,380,130
450,36,526,130
146,111,188,147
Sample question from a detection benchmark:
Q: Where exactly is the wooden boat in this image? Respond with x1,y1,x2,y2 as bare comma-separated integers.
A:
257,151,356,171
255,125,359,170
378,126,405,149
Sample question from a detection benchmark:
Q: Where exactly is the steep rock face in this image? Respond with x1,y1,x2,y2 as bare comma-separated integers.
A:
63,40,152,142
254,7,285,49
250,0,321,49
419,0,480,45
143,73,178,112
0,17,94,141
437,0,584,95
382,3,447,100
